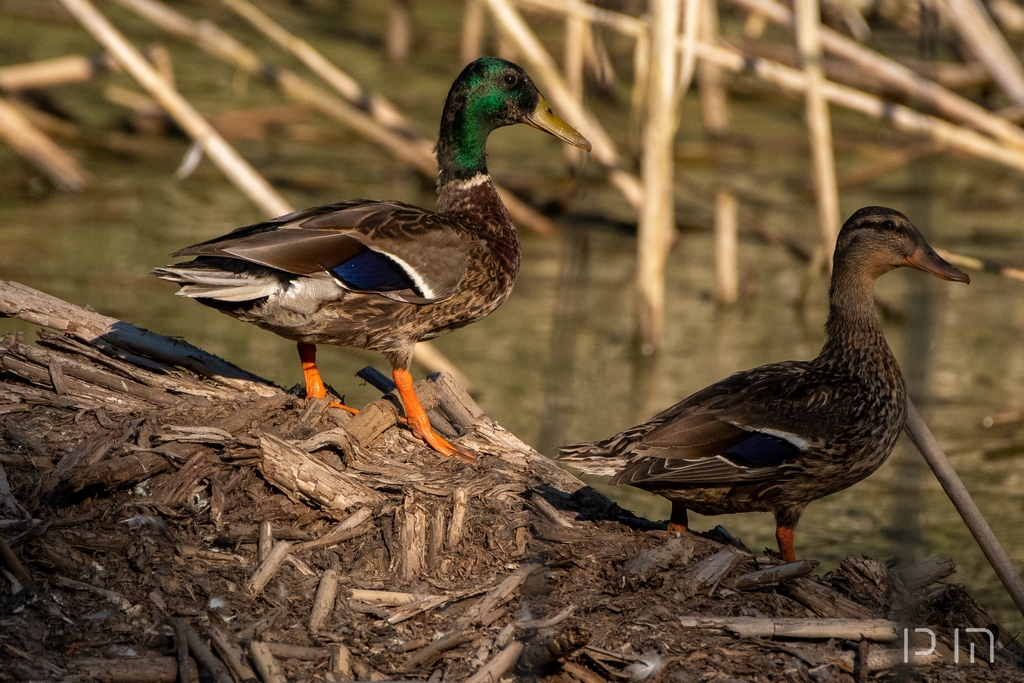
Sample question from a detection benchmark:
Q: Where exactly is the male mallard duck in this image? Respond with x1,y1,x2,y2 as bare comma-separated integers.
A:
155,58,590,461
559,207,968,561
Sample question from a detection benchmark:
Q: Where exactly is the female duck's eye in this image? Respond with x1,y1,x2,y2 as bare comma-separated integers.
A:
503,73,517,86
884,220,896,230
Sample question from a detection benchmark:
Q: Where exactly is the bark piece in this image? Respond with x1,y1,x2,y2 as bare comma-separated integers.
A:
258,434,384,510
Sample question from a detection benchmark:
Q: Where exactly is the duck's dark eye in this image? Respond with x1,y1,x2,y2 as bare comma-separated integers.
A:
503,73,518,86
883,220,896,230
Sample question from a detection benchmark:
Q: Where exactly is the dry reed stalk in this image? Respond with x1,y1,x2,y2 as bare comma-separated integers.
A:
905,400,1024,620
731,0,1024,149
563,0,585,167
714,188,739,304
690,41,1024,175
677,0,700,94
697,0,729,135
934,248,1024,282
0,53,115,90
462,0,486,64
58,0,290,216
0,96,91,191
941,0,1024,105
484,0,644,211
794,0,840,266
386,0,413,63
208,624,258,682
635,0,682,353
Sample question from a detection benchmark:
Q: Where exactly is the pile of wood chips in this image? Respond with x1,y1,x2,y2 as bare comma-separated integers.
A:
1,281,1022,682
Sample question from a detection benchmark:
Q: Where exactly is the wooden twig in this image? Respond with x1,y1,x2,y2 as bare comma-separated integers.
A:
51,575,131,610
58,0,289,217
679,616,899,641
397,493,427,582
249,641,287,683
0,535,33,589
905,399,1024,620
331,643,354,681
350,589,429,606
0,95,91,191
794,0,839,265
208,624,258,683
171,621,233,683
402,630,476,671
686,547,741,589
264,643,329,661
246,539,291,595
461,562,544,625
292,507,374,552
257,520,273,563
697,0,729,135
464,641,524,683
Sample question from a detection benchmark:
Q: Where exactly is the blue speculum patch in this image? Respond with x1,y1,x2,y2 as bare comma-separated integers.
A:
723,432,802,468
330,249,415,292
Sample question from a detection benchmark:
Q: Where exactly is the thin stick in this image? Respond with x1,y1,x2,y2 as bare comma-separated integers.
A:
794,0,839,266
635,0,682,353
942,0,1024,105
0,96,91,191
57,0,289,217
464,641,524,683
249,641,287,683
714,188,739,304
904,399,1024,620
679,616,898,641
247,540,291,595
257,520,273,563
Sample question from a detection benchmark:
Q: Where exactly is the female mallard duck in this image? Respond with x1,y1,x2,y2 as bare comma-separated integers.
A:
155,58,590,461
559,207,968,561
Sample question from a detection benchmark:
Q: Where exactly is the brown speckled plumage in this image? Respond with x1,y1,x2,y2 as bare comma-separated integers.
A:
154,58,590,459
559,207,969,559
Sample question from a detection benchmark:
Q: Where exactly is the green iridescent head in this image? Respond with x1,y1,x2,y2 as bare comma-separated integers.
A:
435,57,590,185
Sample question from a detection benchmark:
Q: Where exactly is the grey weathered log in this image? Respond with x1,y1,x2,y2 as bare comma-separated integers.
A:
686,547,742,589
678,616,899,641
431,372,485,431
258,434,385,510
898,556,957,590
0,280,275,395
781,577,873,618
734,560,816,590
309,569,339,635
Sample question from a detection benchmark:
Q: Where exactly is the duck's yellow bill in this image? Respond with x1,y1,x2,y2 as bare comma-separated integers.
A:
523,95,592,151
904,246,970,283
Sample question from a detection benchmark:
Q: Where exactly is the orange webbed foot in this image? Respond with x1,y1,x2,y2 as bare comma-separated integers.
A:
392,367,476,463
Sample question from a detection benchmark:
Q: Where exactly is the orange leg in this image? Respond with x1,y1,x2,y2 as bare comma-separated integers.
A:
775,525,797,563
667,501,688,533
296,343,358,415
392,367,475,463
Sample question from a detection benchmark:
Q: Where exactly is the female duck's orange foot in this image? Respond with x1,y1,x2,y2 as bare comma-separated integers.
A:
775,525,797,563
328,401,359,415
392,367,476,463
298,343,359,414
